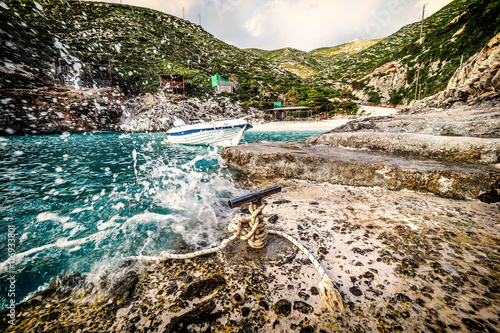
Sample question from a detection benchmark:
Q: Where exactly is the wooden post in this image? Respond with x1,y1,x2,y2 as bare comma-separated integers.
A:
415,66,420,101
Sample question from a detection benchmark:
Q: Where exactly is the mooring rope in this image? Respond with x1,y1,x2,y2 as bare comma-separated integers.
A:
159,202,344,313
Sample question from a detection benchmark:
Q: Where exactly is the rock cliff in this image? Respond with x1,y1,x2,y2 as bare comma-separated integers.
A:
412,31,500,109
0,87,123,135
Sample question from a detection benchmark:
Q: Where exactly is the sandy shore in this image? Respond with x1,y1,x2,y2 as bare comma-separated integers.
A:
249,105,399,132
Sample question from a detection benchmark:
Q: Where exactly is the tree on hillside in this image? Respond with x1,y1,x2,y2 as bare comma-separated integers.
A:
287,87,299,106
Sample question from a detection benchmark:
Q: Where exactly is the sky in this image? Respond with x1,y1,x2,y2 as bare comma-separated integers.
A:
86,0,453,51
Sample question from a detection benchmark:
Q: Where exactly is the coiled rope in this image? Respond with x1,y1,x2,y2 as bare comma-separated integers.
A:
160,202,344,313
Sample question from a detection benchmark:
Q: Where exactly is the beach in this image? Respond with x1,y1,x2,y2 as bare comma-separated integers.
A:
249,105,399,132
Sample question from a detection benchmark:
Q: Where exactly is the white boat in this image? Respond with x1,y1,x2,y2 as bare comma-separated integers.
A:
165,117,253,146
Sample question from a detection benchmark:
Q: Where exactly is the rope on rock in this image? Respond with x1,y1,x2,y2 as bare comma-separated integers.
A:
161,201,344,313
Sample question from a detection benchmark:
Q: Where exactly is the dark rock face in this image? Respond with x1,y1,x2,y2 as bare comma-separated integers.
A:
349,286,363,296
0,87,123,135
179,275,226,301
478,190,500,203
274,299,292,317
221,142,500,200
293,301,314,314
109,270,139,306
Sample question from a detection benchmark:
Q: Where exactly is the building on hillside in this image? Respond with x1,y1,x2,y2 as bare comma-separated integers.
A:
265,106,314,121
211,75,234,94
159,74,185,95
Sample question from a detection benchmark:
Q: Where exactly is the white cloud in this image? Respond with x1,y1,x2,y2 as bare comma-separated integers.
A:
84,0,454,51
244,12,264,37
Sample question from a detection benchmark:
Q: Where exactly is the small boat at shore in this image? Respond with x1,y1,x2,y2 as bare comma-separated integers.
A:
165,116,253,146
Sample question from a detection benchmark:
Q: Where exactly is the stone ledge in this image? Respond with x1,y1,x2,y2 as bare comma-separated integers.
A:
307,132,500,164
222,142,500,200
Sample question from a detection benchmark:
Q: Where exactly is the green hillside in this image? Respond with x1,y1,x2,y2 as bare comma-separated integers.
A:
245,40,383,79
308,0,500,103
245,47,322,78
0,0,301,103
1,0,498,109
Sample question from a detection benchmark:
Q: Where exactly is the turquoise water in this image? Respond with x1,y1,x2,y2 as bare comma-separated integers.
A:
0,130,324,308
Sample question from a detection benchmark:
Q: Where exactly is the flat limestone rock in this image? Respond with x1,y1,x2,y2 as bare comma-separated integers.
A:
221,142,500,200
308,132,500,164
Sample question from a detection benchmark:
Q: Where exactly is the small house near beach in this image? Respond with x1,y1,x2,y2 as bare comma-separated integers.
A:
211,75,234,94
159,74,185,95
265,106,314,121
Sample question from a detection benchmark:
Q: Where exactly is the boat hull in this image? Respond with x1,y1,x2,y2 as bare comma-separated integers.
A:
166,119,251,146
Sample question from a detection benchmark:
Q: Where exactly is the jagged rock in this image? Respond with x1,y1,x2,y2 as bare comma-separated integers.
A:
120,94,260,133
413,31,500,109
0,87,123,135
109,270,139,306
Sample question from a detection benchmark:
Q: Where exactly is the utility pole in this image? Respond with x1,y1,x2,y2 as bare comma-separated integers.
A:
415,4,426,101
198,13,201,26
182,7,184,20
419,4,426,39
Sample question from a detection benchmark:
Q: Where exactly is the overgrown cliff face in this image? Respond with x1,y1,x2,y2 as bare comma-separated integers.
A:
0,0,299,97
411,31,500,109
310,0,500,105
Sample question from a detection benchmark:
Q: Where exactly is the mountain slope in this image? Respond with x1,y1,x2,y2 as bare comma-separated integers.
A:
245,47,322,78
308,0,500,103
0,0,301,98
245,39,383,79
309,39,385,58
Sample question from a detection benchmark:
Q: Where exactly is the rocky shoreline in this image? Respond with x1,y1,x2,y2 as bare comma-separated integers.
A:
0,88,260,136
1,180,499,332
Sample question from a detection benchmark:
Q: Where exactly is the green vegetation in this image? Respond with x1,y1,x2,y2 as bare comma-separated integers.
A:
1,0,498,110
0,0,301,102
307,0,500,102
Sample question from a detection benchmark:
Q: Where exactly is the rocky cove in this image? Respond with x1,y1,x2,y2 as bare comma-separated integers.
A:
2,51,500,333
0,179,499,332
1,99,499,332
2,12,500,333
2,54,500,332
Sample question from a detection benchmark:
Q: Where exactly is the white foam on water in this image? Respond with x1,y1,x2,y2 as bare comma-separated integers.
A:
55,178,65,185
36,212,70,224
0,230,109,272
70,206,92,214
128,146,243,252
60,132,70,139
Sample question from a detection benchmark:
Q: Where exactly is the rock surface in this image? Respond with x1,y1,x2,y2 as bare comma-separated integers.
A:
120,94,259,133
1,180,499,332
222,141,500,200
0,87,123,135
0,88,259,136
412,31,500,109
308,106,500,165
